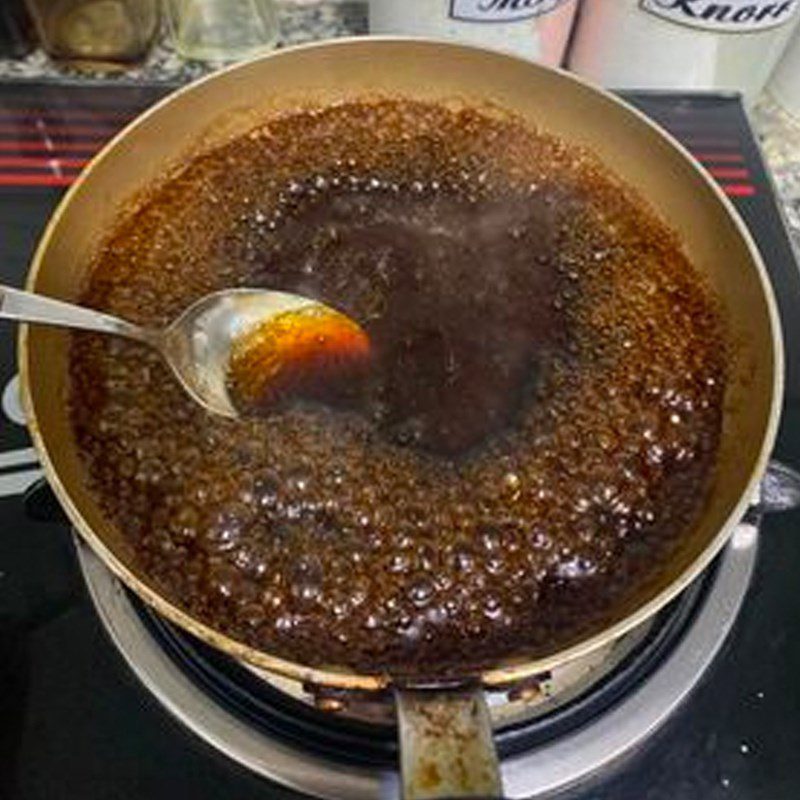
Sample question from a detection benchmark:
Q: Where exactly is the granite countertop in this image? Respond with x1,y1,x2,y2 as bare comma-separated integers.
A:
1,0,800,253
0,1,368,84
753,94,800,246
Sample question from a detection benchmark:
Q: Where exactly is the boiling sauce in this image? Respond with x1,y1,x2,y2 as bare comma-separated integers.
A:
70,100,726,675
226,306,371,414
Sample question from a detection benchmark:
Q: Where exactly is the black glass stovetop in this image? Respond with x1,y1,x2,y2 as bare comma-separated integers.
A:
2,81,800,800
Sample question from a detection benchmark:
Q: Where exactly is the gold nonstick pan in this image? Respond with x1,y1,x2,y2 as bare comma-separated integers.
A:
18,39,782,798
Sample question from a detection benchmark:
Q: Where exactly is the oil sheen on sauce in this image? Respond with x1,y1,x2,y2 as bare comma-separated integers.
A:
69,99,726,676
226,306,371,414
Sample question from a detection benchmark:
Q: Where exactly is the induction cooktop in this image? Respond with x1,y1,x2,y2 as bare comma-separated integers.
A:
2,81,800,800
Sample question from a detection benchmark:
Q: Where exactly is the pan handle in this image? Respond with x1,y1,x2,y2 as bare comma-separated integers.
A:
395,686,503,800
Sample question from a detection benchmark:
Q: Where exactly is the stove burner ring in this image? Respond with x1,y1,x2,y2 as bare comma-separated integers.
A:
77,521,757,798
131,565,707,766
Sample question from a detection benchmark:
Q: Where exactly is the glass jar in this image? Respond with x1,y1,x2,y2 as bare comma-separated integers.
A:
25,0,159,67
163,0,278,64
0,0,36,58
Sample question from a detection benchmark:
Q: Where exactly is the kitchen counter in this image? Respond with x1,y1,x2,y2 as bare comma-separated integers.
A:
0,1,367,84
753,93,800,250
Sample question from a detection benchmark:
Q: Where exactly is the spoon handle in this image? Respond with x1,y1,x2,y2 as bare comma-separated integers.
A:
0,284,154,345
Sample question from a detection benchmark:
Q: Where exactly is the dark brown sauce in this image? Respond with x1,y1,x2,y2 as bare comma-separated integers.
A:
226,307,371,414
69,99,726,676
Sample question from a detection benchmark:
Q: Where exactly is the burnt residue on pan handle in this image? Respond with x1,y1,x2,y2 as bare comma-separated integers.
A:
395,686,503,800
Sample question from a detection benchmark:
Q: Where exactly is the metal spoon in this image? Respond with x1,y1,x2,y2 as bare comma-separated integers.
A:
1,284,350,418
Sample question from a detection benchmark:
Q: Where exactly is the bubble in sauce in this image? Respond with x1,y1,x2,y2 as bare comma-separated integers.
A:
69,97,726,675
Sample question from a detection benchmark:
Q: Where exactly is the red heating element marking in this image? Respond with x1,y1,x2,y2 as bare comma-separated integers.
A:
0,108,142,122
680,136,740,148
0,140,102,153
707,166,749,180
721,184,757,197
658,115,756,197
0,156,89,169
691,152,746,163
0,122,125,136
0,173,76,186
0,110,127,185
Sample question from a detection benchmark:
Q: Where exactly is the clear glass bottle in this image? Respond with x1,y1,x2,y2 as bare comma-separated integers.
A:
0,0,36,58
25,0,159,68
164,0,278,64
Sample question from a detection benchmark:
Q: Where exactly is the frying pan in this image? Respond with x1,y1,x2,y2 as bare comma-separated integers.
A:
18,39,783,798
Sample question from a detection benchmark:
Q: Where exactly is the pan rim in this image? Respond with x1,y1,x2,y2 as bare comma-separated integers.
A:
18,36,784,691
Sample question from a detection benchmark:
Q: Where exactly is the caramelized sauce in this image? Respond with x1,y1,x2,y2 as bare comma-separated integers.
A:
227,307,371,414
69,99,726,675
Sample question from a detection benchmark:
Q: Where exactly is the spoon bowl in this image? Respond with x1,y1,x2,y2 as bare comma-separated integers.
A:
161,289,326,417
0,284,357,418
